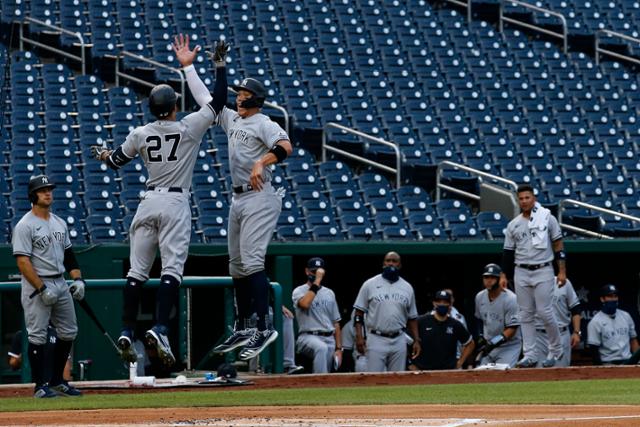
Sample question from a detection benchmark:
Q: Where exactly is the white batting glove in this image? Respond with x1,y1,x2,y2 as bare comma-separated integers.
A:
90,145,109,161
30,285,57,306
69,278,86,301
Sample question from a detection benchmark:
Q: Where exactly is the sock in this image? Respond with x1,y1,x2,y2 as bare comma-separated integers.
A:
28,342,46,388
123,276,145,333
247,271,270,331
157,274,180,328
49,339,73,386
233,277,251,328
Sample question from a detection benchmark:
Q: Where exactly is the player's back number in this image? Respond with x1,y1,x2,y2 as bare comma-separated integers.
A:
146,133,181,162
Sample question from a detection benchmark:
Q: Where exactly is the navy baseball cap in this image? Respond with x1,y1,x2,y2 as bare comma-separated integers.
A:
307,257,325,269
434,290,452,303
601,284,618,297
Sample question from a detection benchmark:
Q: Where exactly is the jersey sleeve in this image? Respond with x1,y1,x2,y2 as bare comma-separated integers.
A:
120,127,140,158
329,291,341,323
291,286,306,308
626,312,637,339
548,215,563,241
218,107,234,133
474,293,482,320
353,281,369,312
11,221,32,257
62,218,72,249
503,222,516,250
587,317,601,346
407,289,418,320
504,293,520,328
564,279,580,309
259,119,289,149
182,106,216,143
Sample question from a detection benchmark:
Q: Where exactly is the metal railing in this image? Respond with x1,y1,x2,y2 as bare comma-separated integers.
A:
20,17,87,74
0,277,283,381
500,0,568,54
444,0,472,22
436,160,518,202
115,51,186,112
227,87,291,134
322,122,401,188
558,199,640,239
595,29,640,66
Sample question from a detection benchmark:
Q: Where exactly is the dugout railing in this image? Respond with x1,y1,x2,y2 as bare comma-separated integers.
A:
595,29,640,66
499,0,568,54
0,277,284,383
558,199,640,239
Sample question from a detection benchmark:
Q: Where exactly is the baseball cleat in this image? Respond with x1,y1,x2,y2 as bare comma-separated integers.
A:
515,357,537,368
51,381,82,397
238,329,278,360
117,333,139,364
541,352,564,368
214,327,257,353
285,365,304,375
145,326,175,367
34,385,57,398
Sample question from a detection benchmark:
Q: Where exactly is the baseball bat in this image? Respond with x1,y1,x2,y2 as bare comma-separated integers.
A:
77,298,122,357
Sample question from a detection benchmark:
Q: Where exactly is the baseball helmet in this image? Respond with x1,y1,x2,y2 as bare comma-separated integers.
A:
216,362,237,379
148,84,178,118
28,175,56,203
233,78,266,108
482,263,502,277
600,284,618,297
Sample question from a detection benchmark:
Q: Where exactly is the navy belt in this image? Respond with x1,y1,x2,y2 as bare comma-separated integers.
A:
40,274,63,279
147,186,183,193
369,329,402,338
300,330,334,337
516,262,551,271
233,184,253,194
536,326,569,333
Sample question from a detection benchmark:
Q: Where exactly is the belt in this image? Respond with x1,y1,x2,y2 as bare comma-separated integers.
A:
300,330,334,337
40,274,63,279
516,262,551,271
233,184,253,194
536,326,569,333
369,329,402,338
147,186,183,193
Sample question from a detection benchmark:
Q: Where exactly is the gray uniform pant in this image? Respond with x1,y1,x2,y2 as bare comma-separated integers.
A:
228,185,281,277
296,334,335,373
365,333,407,372
128,189,191,282
480,340,521,368
515,266,562,360
21,276,78,345
282,315,296,369
535,328,571,367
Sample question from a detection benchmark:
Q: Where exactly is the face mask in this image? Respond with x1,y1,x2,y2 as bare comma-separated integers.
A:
307,274,316,283
435,304,449,316
602,300,618,315
382,266,400,282
490,282,500,291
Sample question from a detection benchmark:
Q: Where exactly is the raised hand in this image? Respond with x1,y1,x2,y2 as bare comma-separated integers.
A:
212,39,230,67
172,33,200,67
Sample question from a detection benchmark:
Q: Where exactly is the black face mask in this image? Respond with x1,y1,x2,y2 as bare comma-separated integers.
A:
307,274,316,283
490,282,500,291
382,266,400,283
602,300,618,315
434,304,449,316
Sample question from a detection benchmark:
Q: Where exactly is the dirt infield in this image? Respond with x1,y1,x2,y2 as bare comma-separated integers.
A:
2,366,640,426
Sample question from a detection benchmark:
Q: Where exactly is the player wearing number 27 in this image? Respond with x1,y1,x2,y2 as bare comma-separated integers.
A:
91,76,217,367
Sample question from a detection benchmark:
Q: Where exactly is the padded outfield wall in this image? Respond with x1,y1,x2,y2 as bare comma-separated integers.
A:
1,239,639,381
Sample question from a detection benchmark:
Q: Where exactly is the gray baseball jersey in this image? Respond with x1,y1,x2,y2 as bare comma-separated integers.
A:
292,284,341,332
475,288,522,366
12,212,77,345
503,214,563,264
12,212,71,276
121,107,215,281
218,107,289,187
534,278,579,329
587,309,637,362
121,107,215,189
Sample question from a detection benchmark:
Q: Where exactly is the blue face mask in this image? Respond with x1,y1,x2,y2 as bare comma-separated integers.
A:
435,304,449,316
602,300,618,315
382,266,400,283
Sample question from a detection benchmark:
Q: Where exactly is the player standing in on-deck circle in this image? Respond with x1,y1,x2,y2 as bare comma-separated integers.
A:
292,257,342,373
354,252,421,372
474,263,521,367
533,276,581,367
12,175,86,398
173,34,292,360
91,69,218,367
500,184,567,368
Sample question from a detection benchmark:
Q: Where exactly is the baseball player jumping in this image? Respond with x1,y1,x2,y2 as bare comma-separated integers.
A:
91,76,217,367
173,34,292,360
12,175,86,398
474,264,521,367
500,184,567,368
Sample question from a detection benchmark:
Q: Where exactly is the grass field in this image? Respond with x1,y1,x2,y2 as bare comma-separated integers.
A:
2,378,640,412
